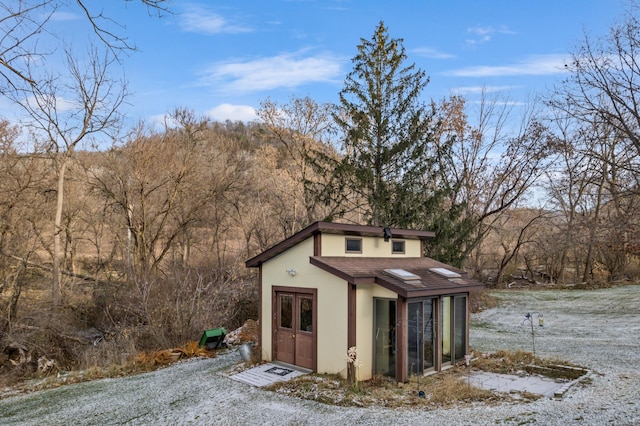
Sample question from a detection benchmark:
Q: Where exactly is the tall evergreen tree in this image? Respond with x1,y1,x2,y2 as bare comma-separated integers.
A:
309,22,471,265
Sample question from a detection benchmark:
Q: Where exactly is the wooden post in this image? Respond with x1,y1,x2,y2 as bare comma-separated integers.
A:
396,296,408,382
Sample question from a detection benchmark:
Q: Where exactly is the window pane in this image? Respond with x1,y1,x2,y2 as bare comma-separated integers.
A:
407,302,423,376
423,301,434,370
280,295,292,329
345,238,362,253
374,299,396,377
454,296,467,361
299,297,313,332
392,240,405,254
442,297,451,364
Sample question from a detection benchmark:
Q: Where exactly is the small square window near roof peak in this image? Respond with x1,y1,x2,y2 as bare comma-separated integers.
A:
392,240,405,254
345,237,362,253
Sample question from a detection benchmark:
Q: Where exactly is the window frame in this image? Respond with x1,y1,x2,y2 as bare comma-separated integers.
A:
345,237,363,253
391,239,405,254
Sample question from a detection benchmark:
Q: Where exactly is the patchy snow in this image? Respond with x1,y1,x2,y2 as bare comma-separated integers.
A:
1,285,639,425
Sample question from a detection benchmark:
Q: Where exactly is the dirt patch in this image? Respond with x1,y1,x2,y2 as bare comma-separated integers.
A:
265,367,506,409
263,349,588,408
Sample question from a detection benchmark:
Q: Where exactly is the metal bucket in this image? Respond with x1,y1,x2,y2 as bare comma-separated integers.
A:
239,343,252,361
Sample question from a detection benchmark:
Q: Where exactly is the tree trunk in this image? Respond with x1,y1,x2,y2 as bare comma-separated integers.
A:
582,162,606,283
52,156,68,306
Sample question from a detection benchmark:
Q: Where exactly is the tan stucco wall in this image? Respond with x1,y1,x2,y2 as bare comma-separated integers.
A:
354,284,397,381
260,232,426,379
260,237,349,375
321,234,422,257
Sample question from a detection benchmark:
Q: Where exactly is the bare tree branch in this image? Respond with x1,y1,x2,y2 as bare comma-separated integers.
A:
0,0,169,90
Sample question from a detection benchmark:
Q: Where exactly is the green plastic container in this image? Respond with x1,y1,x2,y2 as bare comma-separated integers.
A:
199,327,226,349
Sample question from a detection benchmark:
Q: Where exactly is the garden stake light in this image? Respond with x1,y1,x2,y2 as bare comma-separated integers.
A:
522,312,542,361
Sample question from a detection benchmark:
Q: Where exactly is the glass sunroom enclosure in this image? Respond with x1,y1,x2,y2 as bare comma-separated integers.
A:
374,295,468,377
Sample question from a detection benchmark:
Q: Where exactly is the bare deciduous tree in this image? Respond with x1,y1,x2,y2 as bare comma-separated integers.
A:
435,92,558,272
548,2,640,161
13,47,126,305
257,96,336,234
540,3,640,284
0,119,50,330
491,208,549,285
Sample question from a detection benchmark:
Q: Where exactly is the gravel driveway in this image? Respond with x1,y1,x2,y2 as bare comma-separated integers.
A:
1,285,639,425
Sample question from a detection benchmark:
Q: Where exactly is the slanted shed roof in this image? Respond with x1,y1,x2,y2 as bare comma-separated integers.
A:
245,221,435,268
310,257,484,298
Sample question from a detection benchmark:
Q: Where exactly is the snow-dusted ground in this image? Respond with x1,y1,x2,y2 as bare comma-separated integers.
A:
1,285,639,425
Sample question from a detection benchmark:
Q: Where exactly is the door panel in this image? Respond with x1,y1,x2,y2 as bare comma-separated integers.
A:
295,296,314,369
274,290,316,370
374,299,396,376
407,299,435,376
276,294,295,364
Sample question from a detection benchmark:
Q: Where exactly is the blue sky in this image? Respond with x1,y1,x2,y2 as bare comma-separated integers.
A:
42,0,630,125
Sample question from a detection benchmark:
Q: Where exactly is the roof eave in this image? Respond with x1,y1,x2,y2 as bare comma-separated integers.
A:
401,283,485,298
309,256,376,284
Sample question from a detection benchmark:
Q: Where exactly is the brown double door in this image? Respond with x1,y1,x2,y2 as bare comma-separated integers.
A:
274,290,316,370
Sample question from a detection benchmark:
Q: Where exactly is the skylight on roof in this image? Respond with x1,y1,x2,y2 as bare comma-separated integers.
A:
429,267,461,279
384,268,421,282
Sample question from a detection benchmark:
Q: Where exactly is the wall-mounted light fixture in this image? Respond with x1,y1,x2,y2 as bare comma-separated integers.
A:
383,227,392,242
286,268,296,276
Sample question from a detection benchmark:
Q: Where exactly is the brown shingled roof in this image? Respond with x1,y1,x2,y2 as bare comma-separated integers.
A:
310,256,484,298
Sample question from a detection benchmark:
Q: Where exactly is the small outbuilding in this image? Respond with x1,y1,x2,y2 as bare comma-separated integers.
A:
245,221,484,382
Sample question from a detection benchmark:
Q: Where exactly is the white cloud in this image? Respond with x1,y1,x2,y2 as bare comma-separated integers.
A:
179,5,252,34
466,25,515,46
468,99,526,107
147,113,171,129
25,95,78,112
55,97,78,111
412,47,455,59
146,105,257,127
50,12,80,21
447,54,569,77
201,52,342,93
207,104,257,122
450,85,518,95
